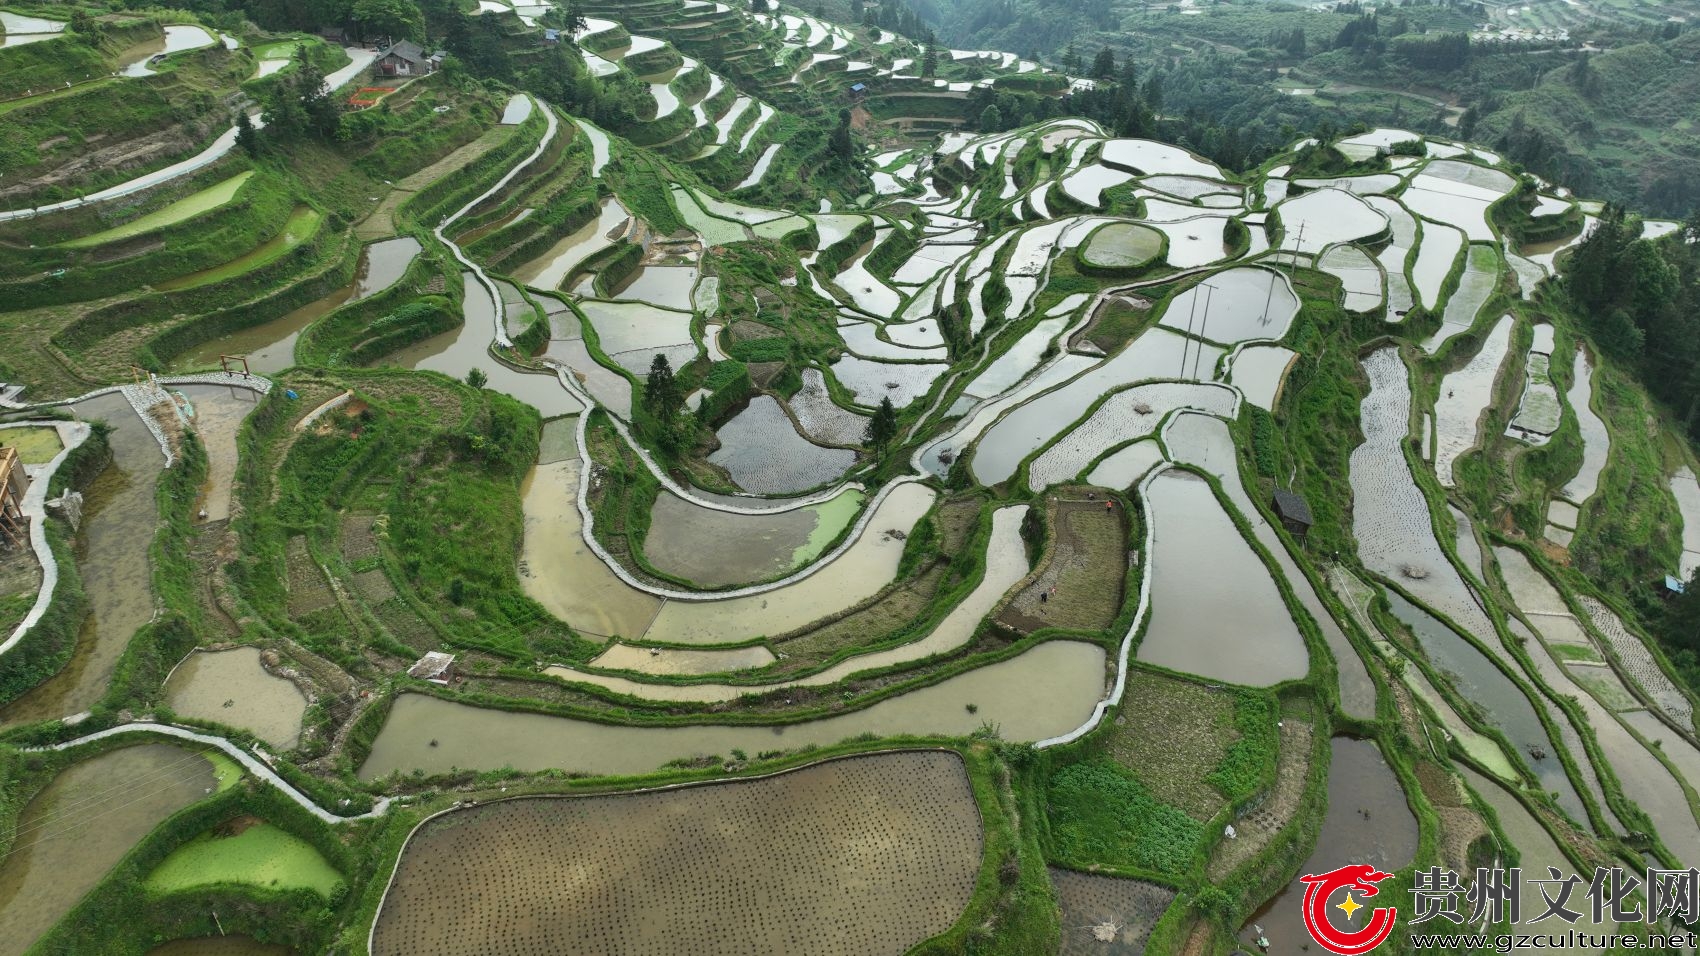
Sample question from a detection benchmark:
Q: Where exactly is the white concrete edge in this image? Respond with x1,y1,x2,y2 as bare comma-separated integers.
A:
0,421,91,657
1033,462,1167,749
542,502,1029,691
25,721,392,823
570,408,924,602
296,390,355,431
435,95,560,351
1028,382,1242,493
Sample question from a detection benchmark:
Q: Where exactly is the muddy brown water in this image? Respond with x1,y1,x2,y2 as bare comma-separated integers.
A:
371,752,982,956
390,271,583,417
170,237,422,375
358,639,1106,779
0,743,217,956
2,394,162,724
1241,737,1418,954
518,458,661,640
163,647,308,749
178,383,260,523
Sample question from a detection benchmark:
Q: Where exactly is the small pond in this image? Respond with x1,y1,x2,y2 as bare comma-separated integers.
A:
164,646,309,749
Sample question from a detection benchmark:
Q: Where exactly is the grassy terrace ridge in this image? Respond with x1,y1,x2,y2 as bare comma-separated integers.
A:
0,0,1697,952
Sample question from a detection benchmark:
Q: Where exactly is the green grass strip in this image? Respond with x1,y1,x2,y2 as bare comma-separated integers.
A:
61,171,255,248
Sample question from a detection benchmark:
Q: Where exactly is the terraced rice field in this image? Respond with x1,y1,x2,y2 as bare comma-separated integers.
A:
62,171,254,247
1136,470,1308,686
1051,869,1175,955
708,395,856,493
163,647,309,748
145,820,342,896
1432,314,1514,486
372,753,982,956
359,639,1105,777
641,488,861,588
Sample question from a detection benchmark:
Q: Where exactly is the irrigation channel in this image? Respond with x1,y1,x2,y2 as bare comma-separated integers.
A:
3,80,1697,956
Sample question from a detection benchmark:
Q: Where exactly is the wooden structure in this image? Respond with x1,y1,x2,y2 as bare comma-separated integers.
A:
374,41,437,78
407,651,456,685
0,446,28,548
1271,488,1313,540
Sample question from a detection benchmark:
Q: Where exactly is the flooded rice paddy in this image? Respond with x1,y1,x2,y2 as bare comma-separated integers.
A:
1135,470,1308,686
174,236,421,373
1559,348,1609,507
1409,220,1464,310
390,271,582,417
788,368,869,446
372,752,981,956
1026,383,1236,491
1079,221,1163,268
1084,440,1166,490
1226,344,1296,410
641,487,863,588
1432,314,1514,487
1242,738,1418,955
2,394,163,724
1157,268,1297,344
829,353,948,410
0,744,218,956
1275,188,1385,255
575,298,694,373
360,638,1105,778
1386,593,1585,821
546,505,1030,701
1421,243,1499,353
1349,348,1499,638
1163,413,1376,718
163,647,309,749
971,328,1222,485
708,395,856,494
180,383,260,522
519,458,661,639
1672,467,1700,578
639,483,936,643
1317,244,1383,312
511,198,630,291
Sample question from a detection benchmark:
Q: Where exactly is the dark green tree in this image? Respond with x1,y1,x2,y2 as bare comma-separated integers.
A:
466,368,488,389
979,103,1002,132
865,396,898,447
563,0,588,33
235,111,261,157
1091,46,1116,79
353,0,423,41
645,353,683,421
830,108,855,160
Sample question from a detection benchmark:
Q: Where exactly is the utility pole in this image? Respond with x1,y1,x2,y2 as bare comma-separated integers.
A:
1179,279,1202,377
1192,284,1214,381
